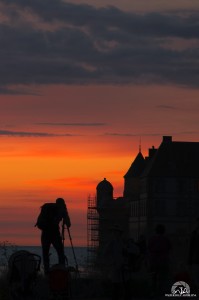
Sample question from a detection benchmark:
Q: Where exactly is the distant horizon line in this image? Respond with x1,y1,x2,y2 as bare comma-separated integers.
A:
15,244,87,248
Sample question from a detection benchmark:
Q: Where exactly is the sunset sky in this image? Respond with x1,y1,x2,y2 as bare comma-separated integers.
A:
0,0,199,246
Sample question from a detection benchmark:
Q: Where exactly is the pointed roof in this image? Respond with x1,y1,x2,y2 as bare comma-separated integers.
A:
124,152,146,178
142,137,199,177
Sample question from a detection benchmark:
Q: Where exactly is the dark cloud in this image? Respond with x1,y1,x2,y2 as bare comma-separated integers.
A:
104,132,162,137
104,131,199,137
36,122,107,126
156,105,177,110
0,86,41,95
0,130,78,137
0,0,199,91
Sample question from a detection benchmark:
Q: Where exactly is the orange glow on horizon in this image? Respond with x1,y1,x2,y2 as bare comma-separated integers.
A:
1,84,199,246
0,131,141,246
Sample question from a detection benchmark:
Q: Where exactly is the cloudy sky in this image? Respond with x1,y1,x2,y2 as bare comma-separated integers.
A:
0,0,199,246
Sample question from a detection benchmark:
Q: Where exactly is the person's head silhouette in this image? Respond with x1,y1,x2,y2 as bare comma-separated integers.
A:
155,224,165,235
56,198,66,207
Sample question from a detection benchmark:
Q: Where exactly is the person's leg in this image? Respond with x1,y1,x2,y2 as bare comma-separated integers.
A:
157,262,170,297
123,279,131,300
111,282,123,300
52,231,66,265
41,231,51,274
191,264,199,293
150,271,158,297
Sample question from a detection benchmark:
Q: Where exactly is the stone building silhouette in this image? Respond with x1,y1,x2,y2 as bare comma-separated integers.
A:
87,136,199,266
87,178,128,268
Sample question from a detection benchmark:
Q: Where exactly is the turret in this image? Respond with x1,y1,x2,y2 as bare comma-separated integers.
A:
96,178,113,211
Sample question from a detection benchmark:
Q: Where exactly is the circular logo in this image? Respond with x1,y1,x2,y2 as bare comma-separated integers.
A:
171,281,190,296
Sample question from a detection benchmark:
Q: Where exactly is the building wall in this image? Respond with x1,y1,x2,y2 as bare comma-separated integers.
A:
128,174,199,268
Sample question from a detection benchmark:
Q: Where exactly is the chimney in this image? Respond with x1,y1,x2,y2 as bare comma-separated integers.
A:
148,146,157,158
163,136,172,143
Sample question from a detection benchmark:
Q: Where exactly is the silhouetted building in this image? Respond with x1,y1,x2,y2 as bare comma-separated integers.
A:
126,136,199,266
97,178,128,252
87,178,128,269
87,136,199,268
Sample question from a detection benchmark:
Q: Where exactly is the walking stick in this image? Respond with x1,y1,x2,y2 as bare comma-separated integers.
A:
67,227,79,273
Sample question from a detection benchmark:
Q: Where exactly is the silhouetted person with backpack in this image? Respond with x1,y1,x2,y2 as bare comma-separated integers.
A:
35,198,71,274
148,224,171,297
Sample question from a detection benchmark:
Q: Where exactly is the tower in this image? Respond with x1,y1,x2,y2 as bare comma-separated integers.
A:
96,178,114,253
96,178,113,211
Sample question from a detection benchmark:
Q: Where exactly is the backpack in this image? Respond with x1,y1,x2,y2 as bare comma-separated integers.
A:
35,203,58,230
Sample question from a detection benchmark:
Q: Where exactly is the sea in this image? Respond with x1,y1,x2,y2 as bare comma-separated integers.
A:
0,245,88,273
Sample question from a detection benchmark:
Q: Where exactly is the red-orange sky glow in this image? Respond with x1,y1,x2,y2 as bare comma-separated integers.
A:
0,0,199,246
1,85,199,246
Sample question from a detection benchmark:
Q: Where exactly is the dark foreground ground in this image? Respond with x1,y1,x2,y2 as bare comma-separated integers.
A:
0,268,181,300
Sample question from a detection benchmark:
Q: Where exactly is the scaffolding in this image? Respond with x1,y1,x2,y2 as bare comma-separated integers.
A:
87,195,99,269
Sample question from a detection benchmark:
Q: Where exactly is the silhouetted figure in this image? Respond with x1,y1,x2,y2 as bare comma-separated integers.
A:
124,238,140,273
189,218,199,292
123,238,140,299
103,224,126,300
137,234,147,269
148,224,171,297
137,234,147,256
36,198,71,274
